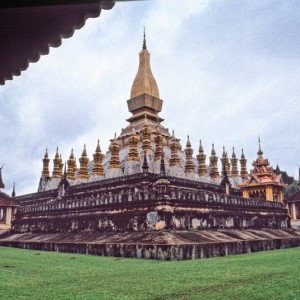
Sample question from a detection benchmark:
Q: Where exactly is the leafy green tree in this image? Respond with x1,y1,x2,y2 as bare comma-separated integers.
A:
283,180,299,198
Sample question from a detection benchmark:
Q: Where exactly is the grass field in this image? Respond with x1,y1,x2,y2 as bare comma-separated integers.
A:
0,246,299,300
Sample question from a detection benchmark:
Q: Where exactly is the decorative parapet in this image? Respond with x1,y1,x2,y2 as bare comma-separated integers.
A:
16,174,285,216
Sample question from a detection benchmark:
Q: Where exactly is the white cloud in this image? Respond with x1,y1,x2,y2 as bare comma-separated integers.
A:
0,0,299,195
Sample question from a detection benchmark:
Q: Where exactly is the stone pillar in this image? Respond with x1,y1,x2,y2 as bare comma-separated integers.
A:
266,186,273,201
243,189,249,198
277,190,283,202
291,203,297,220
5,207,12,226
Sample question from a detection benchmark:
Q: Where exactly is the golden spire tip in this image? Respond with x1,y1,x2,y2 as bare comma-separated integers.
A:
143,27,147,50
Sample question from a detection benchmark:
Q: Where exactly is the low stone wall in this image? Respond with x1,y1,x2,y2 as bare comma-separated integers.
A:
13,174,289,233
13,210,289,233
13,199,289,233
1,238,300,260
1,230,300,260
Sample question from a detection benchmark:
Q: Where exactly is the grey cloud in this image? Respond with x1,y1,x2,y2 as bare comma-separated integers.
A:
0,0,299,195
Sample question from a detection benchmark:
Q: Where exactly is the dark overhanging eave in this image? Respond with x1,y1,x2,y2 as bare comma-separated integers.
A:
1,1,115,9
0,0,116,85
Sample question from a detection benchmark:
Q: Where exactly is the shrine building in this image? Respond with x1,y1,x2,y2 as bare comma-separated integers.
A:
1,33,299,260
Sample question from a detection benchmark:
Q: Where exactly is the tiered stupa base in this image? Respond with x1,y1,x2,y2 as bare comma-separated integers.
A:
1,229,300,260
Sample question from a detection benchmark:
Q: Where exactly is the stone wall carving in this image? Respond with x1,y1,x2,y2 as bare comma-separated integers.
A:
13,173,288,233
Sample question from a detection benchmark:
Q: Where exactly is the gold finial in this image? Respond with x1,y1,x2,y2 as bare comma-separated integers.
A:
78,145,89,179
96,139,101,152
232,147,236,157
70,148,74,159
186,135,191,147
257,135,263,158
67,148,76,180
240,148,248,178
197,140,206,176
143,27,147,50
230,147,238,177
127,128,139,162
199,140,204,152
130,30,159,99
211,143,216,155
221,147,229,176
154,126,163,161
209,143,219,178
52,147,62,178
82,144,87,156
42,148,50,178
222,146,226,156
185,135,195,173
92,140,104,176
170,131,180,167
108,136,121,169
142,115,152,152
55,147,59,158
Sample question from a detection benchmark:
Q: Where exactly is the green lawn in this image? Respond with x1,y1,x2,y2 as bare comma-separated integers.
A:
0,246,299,300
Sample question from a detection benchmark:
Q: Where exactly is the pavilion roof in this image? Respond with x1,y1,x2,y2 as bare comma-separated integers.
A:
0,191,18,207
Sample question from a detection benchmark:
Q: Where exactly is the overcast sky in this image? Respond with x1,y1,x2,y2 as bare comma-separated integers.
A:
1,0,300,196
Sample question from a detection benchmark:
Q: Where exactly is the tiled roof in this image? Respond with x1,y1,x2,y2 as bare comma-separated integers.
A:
0,191,18,207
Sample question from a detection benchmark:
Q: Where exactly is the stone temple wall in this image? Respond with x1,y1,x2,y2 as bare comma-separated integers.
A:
13,173,289,233
1,230,300,261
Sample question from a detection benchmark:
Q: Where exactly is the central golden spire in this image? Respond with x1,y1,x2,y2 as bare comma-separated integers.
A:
130,29,159,99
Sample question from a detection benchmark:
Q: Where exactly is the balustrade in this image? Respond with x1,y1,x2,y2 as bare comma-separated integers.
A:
16,178,284,216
